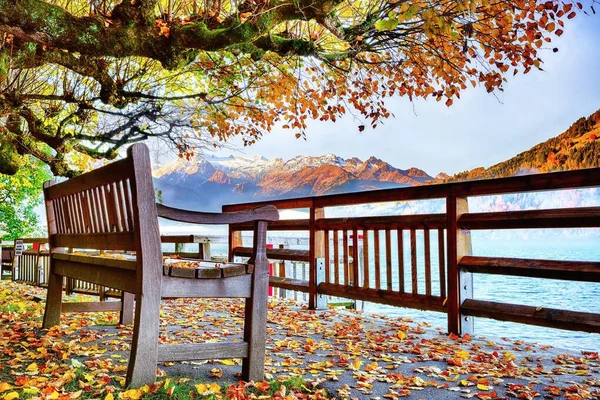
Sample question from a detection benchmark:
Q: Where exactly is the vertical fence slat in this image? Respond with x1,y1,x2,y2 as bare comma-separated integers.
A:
324,230,330,284
438,228,446,298
342,229,349,285
385,229,392,291
374,230,381,290
410,228,417,294
424,228,431,296
397,230,404,293
333,230,339,285
362,230,370,289
352,229,359,287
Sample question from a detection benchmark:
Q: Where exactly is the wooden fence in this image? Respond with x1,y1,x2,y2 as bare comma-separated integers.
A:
224,167,600,335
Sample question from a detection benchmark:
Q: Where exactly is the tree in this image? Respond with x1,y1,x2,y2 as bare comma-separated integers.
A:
0,0,592,176
0,156,52,240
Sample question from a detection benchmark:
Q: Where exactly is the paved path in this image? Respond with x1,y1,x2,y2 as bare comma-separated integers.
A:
1,281,599,399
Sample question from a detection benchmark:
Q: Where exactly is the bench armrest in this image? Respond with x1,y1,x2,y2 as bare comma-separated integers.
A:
157,203,279,225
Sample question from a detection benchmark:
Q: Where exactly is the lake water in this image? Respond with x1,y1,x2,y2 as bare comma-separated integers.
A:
201,235,600,352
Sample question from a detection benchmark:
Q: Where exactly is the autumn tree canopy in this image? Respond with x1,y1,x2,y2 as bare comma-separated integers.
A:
0,0,592,176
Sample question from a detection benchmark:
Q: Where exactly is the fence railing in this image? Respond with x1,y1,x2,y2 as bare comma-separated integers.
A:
224,167,600,335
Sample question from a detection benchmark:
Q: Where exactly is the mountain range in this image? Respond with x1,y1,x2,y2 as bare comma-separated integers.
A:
153,109,600,211
154,154,435,210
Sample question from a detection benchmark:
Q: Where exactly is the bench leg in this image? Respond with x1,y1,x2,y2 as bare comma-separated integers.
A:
43,263,63,328
241,259,269,382
120,292,135,325
126,291,160,387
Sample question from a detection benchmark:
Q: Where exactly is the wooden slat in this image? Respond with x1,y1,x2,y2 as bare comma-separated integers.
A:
352,229,359,287
231,219,310,231
269,276,310,292
437,228,446,298
161,275,252,298
324,230,330,284
116,181,129,231
461,299,600,333
123,179,135,230
374,230,381,290
460,256,600,282
317,282,446,313
424,229,431,296
383,229,391,290
62,301,122,313
54,260,137,293
342,229,349,285
316,214,446,230
97,185,110,233
459,207,600,230
161,235,210,244
53,253,137,270
53,232,136,251
157,342,248,362
410,229,417,294
333,230,339,285
232,247,309,262
397,230,404,293
362,230,370,289
104,183,120,232
45,159,132,199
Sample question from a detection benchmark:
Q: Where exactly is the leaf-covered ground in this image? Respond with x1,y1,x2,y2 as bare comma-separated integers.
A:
0,280,599,400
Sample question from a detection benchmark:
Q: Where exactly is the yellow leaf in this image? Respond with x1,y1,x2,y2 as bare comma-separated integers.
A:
208,383,221,393
477,384,490,391
456,350,470,360
0,383,12,393
397,331,406,340
105,393,114,400
119,389,142,399
350,359,363,370
218,359,235,366
195,384,208,394
2,392,19,400
26,363,38,372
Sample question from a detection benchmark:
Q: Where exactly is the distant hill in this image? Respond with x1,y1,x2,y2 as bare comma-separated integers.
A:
153,154,433,211
446,109,600,182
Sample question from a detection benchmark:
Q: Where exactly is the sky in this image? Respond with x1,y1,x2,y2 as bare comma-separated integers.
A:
204,14,600,177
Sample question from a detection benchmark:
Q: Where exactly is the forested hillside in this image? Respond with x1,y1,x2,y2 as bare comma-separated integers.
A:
450,109,600,181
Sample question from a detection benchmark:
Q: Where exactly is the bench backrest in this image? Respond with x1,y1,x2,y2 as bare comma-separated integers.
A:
43,144,162,266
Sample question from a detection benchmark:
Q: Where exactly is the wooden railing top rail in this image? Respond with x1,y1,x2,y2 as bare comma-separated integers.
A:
14,238,49,244
223,167,600,212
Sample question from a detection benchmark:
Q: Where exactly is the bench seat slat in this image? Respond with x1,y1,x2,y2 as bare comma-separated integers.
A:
161,275,252,298
157,342,248,362
54,259,137,293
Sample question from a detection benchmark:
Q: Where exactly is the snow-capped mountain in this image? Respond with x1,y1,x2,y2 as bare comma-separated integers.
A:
153,154,434,211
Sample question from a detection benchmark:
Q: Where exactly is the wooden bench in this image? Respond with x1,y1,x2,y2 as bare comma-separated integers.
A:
42,143,278,387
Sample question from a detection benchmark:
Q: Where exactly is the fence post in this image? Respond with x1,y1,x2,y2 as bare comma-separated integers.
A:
315,258,328,309
309,204,325,309
446,195,474,335
228,228,243,262
278,244,287,298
